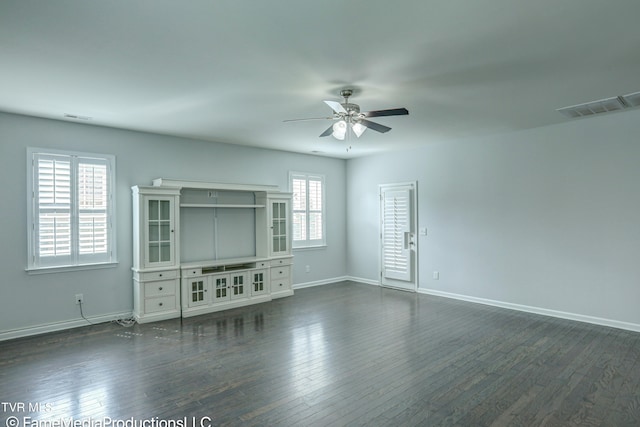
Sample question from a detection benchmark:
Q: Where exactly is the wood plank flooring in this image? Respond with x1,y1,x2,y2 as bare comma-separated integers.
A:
1,281,639,426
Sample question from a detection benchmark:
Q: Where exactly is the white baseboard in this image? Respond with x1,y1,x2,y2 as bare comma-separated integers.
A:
294,276,381,289
294,276,350,289
419,288,640,333
0,311,134,342
345,276,380,286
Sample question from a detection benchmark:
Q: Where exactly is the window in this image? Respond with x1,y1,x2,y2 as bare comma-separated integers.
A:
27,148,116,271
289,172,325,248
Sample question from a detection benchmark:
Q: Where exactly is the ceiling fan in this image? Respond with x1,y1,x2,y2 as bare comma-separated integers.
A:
284,89,409,142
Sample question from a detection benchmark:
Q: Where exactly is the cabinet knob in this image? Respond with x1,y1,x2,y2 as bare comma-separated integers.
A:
159,302,163,306
159,287,163,291
159,274,163,277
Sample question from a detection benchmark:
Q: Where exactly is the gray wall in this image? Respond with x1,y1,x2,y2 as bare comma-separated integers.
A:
0,112,347,336
347,109,640,327
4,106,639,337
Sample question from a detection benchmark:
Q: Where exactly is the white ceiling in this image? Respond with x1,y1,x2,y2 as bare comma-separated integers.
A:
2,1,640,158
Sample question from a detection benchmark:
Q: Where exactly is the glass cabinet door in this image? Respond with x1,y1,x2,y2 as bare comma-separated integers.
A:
271,200,289,256
212,275,229,303
251,270,267,296
188,279,207,307
230,273,247,300
145,197,175,266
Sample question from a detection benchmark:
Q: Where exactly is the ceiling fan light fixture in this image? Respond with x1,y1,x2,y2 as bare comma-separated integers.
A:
352,122,366,138
332,120,347,140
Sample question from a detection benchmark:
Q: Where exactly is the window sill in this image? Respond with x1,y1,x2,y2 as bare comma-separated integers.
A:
293,244,327,251
26,262,119,275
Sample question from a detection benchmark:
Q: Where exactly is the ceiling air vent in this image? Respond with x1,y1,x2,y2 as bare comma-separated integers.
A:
63,113,92,121
557,96,626,119
621,91,640,107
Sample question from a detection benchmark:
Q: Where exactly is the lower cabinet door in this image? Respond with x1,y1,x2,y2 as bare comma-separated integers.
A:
251,269,269,296
212,274,231,303
186,277,209,307
230,272,248,300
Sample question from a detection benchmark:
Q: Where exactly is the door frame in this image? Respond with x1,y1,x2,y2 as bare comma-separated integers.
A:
379,181,418,292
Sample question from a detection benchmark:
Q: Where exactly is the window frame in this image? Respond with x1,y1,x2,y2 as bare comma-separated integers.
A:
289,171,326,249
26,147,117,273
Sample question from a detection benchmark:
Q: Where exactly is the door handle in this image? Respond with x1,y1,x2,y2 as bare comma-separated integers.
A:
404,232,415,250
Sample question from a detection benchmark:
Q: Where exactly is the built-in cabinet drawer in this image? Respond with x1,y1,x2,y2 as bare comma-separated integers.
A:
270,258,291,267
271,266,290,280
183,268,202,277
139,270,179,281
271,279,290,291
145,279,178,298
145,295,177,313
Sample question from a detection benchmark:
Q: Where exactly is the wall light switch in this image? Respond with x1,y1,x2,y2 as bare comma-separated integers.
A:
419,227,427,236
433,271,439,280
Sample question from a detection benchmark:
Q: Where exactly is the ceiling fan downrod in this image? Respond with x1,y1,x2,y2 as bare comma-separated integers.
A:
339,89,360,120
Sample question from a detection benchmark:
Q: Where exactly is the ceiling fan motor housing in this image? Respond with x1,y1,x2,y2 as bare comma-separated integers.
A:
339,89,363,120
342,103,360,115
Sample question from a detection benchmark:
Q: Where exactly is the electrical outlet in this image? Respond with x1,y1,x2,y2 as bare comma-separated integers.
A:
433,271,439,280
305,265,311,273
75,294,84,305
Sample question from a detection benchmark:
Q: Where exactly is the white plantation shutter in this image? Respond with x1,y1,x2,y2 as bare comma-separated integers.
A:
381,187,411,281
28,149,116,270
308,177,323,241
290,172,325,247
78,160,109,256
292,177,307,241
36,155,72,260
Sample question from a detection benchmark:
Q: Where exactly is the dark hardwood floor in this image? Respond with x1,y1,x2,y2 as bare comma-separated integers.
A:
1,281,639,426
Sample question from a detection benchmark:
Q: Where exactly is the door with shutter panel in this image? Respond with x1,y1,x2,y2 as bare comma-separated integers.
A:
380,183,417,291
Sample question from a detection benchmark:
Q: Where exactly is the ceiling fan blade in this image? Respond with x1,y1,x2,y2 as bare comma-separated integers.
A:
324,100,347,114
283,116,334,122
319,124,334,137
363,107,409,118
359,119,391,133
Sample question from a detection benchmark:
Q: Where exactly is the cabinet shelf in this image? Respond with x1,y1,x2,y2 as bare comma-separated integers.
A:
180,203,265,208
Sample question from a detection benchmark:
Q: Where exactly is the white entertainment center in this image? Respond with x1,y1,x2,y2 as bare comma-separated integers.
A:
132,178,293,323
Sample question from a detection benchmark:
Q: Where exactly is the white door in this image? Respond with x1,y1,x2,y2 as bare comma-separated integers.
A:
380,183,417,291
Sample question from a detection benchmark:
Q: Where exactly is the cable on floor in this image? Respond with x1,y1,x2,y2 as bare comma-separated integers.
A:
113,317,137,327
78,301,137,327
78,301,94,325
